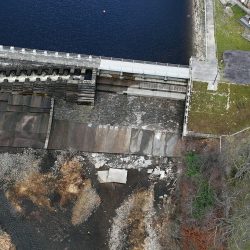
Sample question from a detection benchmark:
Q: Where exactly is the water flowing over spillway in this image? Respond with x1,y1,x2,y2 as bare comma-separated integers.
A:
0,0,192,64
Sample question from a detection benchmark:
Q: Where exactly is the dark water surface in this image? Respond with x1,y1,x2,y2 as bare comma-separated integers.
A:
0,0,192,64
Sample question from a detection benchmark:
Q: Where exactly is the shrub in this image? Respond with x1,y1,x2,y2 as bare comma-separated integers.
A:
193,181,214,219
185,152,201,177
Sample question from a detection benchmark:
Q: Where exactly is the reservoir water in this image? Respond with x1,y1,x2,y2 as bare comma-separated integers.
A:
0,0,192,64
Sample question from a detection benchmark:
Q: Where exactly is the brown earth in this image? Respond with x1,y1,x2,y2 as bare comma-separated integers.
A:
71,179,101,225
5,157,101,227
126,189,150,250
0,231,15,250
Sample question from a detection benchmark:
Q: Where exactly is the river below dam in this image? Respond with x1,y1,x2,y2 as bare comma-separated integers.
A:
0,0,192,64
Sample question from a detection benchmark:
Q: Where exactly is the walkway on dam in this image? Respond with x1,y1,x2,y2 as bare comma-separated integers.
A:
99,59,190,79
0,46,190,79
191,0,219,90
0,46,100,68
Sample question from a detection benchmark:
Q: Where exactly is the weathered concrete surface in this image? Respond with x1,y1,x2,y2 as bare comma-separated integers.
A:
48,121,179,157
49,122,132,154
125,88,186,100
0,46,190,79
54,93,185,133
100,59,190,78
0,112,49,148
223,50,250,84
129,129,154,155
105,168,128,184
0,46,100,68
191,0,219,90
0,94,51,148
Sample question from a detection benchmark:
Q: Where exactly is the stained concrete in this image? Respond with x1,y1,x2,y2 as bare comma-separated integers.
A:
54,92,185,133
0,94,51,148
48,121,179,157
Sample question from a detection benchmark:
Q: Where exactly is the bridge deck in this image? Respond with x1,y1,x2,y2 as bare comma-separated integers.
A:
100,59,190,79
0,45,190,79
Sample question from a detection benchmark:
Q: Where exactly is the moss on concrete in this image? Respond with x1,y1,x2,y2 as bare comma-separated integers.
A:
188,82,250,135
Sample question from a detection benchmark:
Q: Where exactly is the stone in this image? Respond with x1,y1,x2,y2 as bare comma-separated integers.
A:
152,166,161,176
224,6,234,17
97,169,128,184
97,170,109,183
107,168,127,184
160,171,166,179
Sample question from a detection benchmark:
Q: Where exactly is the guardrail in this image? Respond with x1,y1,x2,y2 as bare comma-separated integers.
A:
182,58,193,137
0,45,189,69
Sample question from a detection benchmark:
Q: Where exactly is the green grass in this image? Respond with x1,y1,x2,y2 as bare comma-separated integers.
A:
193,181,215,219
215,0,250,61
231,5,245,19
185,152,215,219
188,82,250,135
185,152,201,177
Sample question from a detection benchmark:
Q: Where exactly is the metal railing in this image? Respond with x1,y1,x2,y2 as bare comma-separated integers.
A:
182,57,193,137
0,45,189,68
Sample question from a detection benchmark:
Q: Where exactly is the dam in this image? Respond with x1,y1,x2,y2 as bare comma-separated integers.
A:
0,45,191,156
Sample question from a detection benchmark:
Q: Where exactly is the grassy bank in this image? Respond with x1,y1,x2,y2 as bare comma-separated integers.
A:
188,82,250,135
215,0,250,61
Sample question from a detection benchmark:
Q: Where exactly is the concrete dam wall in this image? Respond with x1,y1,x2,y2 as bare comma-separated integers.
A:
0,45,190,156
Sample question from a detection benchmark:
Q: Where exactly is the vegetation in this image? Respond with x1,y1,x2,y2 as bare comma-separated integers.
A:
185,152,215,219
185,152,201,177
215,0,250,61
193,181,214,219
219,132,250,249
188,82,250,135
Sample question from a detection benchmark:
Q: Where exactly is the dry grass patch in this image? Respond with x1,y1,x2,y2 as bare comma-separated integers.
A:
56,159,85,206
5,158,95,217
0,230,15,250
71,179,101,225
154,199,179,249
6,172,54,212
109,187,163,250
126,189,150,250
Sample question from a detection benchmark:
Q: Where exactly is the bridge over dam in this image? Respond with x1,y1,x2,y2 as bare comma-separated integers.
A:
0,45,190,99
0,45,191,157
